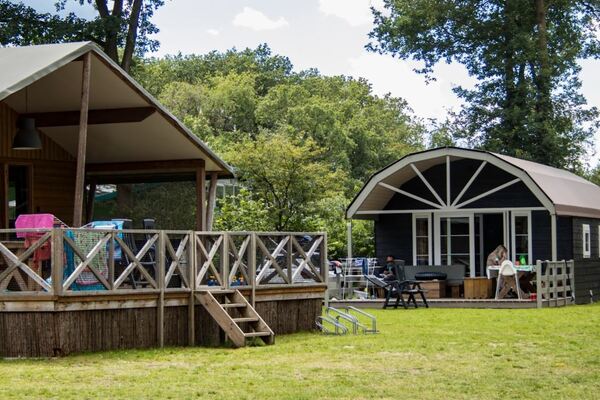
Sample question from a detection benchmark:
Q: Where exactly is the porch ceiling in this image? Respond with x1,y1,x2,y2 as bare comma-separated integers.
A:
0,42,233,177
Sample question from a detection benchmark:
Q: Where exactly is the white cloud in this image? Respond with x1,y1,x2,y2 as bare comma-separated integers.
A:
232,7,289,31
347,53,476,120
206,28,220,36
318,0,384,27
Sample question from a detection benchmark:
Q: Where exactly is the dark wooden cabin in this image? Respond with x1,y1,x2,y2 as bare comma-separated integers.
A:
346,147,600,304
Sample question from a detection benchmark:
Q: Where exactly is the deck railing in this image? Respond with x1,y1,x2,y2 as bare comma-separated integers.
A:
535,260,575,308
0,229,328,299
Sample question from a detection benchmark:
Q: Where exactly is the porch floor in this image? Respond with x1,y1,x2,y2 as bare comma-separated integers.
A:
329,298,541,309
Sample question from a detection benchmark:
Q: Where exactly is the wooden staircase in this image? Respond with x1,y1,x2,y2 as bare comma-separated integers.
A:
195,289,275,348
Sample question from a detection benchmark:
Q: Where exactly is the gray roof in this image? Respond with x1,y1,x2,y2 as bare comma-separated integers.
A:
0,42,233,175
347,147,600,219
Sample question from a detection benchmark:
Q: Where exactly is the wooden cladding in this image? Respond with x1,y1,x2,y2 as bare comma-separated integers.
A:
0,102,74,162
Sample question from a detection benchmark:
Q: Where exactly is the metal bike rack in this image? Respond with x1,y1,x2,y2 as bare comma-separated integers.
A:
325,307,360,334
343,306,378,334
315,315,348,335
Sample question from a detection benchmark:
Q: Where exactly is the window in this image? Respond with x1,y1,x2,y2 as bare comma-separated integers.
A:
440,216,470,267
413,214,431,265
511,212,531,265
583,224,591,258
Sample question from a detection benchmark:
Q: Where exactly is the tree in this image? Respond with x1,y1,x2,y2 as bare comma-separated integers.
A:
369,0,600,170
1,0,164,72
225,132,345,232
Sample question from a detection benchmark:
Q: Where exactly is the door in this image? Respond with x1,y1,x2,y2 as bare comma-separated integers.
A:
434,213,475,277
1,164,32,229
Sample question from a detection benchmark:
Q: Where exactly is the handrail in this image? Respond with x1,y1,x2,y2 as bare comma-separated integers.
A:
0,228,328,298
316,315,348,335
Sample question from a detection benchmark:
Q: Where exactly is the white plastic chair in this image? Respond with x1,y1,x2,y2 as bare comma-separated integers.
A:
495,260,521,299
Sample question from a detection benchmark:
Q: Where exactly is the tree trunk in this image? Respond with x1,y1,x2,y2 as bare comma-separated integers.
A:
534,0,552,160
95,0,122,63
501,0,518,152
121,0,143,73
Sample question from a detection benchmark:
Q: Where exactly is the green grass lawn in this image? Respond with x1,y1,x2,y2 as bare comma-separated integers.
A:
1,304,599,400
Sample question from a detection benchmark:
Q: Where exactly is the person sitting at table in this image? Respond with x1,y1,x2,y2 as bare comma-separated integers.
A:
486,245,507,266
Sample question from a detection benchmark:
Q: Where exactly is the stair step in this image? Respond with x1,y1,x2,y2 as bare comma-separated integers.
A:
244,331,272,338
221,303,246,308
233,317,259,323
202,289,235,294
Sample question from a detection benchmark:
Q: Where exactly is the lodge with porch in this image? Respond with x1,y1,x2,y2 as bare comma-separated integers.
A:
343,147,600,306
0,42,327,357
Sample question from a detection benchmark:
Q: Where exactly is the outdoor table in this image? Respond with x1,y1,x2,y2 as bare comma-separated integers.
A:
487,265,535,299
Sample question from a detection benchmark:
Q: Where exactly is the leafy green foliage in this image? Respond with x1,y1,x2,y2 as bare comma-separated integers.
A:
0,0,164,71
369,0,600,170
132,45,424,257
213,188,271,232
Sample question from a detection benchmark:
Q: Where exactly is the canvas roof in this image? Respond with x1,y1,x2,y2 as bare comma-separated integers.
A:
347,147,600,219
0,42,233,176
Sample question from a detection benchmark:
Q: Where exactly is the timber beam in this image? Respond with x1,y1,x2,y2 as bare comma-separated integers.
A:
22,107,155,127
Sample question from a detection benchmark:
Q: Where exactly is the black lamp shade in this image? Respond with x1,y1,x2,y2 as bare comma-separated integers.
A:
13,118,42,150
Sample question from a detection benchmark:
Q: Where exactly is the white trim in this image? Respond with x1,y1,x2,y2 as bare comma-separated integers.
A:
410,163,445,206
355,207,546,215
434,211,475,276
378,182,443,209
346,221,353,262
452,161,487,206
478,215,484,276
503,211,510,259
446,156,451,206
455,178,521,208
551,213,557,260
583,224,591,258
346,148,555,218
511,211,532,264
412,213,432,265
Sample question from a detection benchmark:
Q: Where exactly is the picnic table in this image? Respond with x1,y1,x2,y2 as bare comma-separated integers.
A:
487,264,535,299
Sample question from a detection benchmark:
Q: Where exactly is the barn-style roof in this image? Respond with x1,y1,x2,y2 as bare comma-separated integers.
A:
347,147,600,219
0,41,233,177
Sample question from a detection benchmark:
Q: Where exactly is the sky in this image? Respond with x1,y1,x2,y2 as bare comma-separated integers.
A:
23,0,600,163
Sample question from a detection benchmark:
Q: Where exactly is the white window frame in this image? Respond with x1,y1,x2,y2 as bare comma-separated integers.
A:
434,212,476,276
511,211,532,265
412,213,432,266
583,224,591,258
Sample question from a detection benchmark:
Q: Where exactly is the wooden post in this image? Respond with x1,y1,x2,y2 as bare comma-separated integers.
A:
196,166,206,231
250,232,256,308
108,231,115,291
287,235,293,284
536,260,543,309
321,233,329,308
72,52,92,227
157,231,165,347
206,172,218,231
188,231,195,346
85,180,97,224
222,233,229,289
51,228,64,297
0,165,7,228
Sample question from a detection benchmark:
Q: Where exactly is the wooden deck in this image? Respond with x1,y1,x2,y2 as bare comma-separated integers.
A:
329,298,543,309
0,229,327,357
